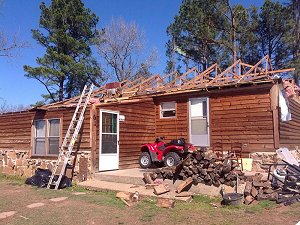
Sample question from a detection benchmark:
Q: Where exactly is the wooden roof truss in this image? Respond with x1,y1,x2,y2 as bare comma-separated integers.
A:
39,55,295,109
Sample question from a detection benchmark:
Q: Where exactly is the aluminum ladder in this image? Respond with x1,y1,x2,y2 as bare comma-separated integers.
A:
47,84,94,190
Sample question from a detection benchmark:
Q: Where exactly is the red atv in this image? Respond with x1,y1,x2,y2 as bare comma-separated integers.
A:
139,137,196,168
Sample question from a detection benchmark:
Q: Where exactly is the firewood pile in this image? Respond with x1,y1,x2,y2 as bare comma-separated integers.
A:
243,173,277,205
154,150,244,187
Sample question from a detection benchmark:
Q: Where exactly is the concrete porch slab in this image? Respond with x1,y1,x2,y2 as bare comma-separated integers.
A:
78,179,193,201
94,168,153,186
82,168,244,197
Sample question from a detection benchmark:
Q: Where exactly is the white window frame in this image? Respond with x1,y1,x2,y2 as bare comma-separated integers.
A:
160,101,176,118
33,118,61,156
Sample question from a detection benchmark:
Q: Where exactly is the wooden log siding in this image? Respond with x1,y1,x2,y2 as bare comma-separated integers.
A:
95,98,156,170
210,92,275,153
279,98,300,148
0,111,35,150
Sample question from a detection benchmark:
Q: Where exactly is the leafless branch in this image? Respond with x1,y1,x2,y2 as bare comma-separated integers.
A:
96,17,156,81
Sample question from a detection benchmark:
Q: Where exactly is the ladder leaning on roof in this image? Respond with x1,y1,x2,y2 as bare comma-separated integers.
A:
47,84,95,190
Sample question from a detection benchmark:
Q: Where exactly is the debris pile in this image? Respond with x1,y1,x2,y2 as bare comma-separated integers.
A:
154,151,244,187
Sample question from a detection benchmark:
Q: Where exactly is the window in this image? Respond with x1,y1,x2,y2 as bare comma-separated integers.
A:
160,102,176,118
33,119,60,156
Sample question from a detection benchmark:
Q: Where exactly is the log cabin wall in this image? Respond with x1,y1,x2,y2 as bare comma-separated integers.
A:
95,98,156,170
0,111,35,150
154,84,275,154
279,98,300,148
210,89,274,153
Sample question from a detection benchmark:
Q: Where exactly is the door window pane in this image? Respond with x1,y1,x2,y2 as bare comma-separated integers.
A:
101,134,117,154
102,112,117,133
191,99,207,117
202,100,207,117
191,118,207,135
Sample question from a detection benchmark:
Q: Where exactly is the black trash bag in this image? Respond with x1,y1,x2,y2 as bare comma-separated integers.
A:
52,175,72,189
35,168,52,178
25,175,41,186
25,168,71,189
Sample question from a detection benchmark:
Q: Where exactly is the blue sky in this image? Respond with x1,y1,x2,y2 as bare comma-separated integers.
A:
0,0,264,106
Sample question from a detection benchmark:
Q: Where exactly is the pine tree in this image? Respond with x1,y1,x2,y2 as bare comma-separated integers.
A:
24,0,103,103
257,0,290,69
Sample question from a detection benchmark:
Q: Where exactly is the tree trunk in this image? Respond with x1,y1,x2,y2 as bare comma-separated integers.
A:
59,77,64,101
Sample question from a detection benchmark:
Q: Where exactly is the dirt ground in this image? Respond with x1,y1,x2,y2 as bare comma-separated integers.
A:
0,175,299,225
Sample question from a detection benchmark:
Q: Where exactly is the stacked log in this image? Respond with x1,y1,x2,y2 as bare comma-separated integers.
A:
243,173,277,205
154,151,244,187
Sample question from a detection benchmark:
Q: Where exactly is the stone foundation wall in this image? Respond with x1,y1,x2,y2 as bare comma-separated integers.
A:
0,149,93,181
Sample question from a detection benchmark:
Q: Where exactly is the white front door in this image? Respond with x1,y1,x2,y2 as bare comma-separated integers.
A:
189,98,210,146
99,110,119,171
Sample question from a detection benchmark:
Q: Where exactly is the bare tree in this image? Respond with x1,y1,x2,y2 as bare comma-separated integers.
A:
0,1,27,57
96,18,157,81
0,98,29,114
0,31,27,57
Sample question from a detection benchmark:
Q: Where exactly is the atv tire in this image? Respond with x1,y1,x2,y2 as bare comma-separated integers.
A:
139,152,152,169
164,152,181,167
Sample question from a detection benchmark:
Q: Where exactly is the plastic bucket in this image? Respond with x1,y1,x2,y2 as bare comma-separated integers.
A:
222,193,244,206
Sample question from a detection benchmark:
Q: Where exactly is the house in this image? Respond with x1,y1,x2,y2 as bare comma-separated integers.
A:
0,55,299,179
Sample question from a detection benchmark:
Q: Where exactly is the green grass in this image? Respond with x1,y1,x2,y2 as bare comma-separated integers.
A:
135,198,160,222
0,173,281,218
0,173,26,185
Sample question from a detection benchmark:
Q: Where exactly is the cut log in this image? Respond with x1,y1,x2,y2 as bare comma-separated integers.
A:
156,198,175,208
145,184,159,189
257,193,278,201
175,191,194,197
176,177,193,193
253,173,263,182
252,181,269,188
143,173,154,184
153,184,170,195
116,192,130,201
244,195,254,205
251,186,259,197
116,192,131,207
244,181,252,196
263,188,274,194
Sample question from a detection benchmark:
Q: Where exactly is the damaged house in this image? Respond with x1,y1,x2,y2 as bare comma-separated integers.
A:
0,55,299,179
